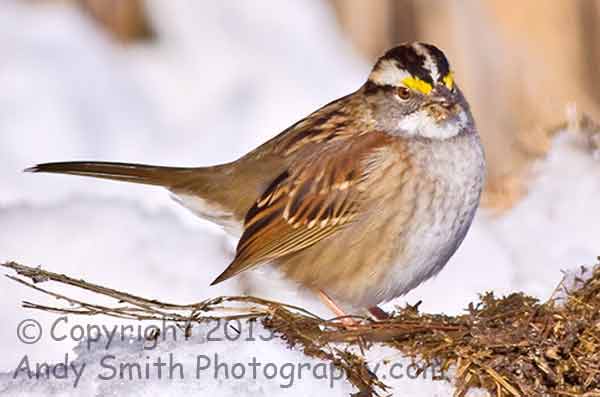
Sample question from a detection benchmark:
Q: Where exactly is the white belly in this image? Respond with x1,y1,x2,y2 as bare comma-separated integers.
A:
170,192,243,237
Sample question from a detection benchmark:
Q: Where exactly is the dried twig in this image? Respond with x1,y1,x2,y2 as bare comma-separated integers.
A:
3,259,600,397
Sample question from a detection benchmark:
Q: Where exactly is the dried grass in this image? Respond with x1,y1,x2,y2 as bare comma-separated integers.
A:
2,259,599,397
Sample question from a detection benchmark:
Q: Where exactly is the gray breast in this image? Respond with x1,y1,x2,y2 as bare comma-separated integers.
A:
378,132,485,304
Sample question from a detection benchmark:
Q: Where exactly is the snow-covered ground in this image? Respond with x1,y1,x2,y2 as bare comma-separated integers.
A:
1,1,599,396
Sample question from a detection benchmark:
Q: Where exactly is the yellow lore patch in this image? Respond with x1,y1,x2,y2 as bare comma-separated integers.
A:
443,72,454,90
401,77,432,95
400,72,453,94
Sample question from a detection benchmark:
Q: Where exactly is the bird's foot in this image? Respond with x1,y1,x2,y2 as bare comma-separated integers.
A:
367,305,390,321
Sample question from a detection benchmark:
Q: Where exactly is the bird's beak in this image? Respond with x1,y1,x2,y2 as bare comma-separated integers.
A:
424,96,459,123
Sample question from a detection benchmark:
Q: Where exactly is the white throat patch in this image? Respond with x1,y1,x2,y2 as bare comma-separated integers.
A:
397,109,468,140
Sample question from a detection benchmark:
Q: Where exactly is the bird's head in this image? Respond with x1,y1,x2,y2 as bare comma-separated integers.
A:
365,42,472,140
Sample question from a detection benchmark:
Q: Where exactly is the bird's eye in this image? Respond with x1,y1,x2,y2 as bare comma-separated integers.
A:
397,87,411,100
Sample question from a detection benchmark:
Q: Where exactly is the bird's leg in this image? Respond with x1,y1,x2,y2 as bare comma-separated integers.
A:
317,289,357,326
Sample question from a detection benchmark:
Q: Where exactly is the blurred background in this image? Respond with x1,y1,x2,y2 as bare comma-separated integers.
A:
1,0,600,384
3,0,600,210
10,0,600,209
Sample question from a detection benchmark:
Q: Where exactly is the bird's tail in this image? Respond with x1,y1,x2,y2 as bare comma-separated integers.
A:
25,161,194,188
25,160,251,226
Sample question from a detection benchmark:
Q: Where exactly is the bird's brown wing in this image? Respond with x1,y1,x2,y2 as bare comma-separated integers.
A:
210,132,394,285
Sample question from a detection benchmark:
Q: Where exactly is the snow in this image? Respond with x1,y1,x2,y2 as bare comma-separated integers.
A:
1,0,599,396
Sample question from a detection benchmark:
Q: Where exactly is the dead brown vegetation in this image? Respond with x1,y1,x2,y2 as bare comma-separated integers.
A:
3,260,599,396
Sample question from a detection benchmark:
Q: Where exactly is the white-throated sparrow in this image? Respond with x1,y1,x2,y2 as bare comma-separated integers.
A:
26,43,485,318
